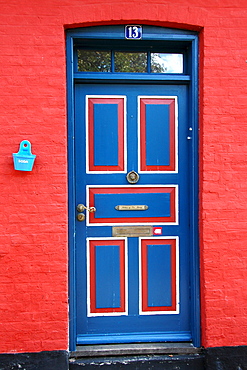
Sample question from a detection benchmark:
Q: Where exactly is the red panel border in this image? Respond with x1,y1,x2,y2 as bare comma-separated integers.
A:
88,97,125,172
140,238,177,312
139,98,176,172
89,239,126,314
88,186,177,224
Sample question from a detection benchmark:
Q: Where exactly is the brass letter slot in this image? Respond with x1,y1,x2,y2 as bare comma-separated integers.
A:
115,205,148,211
112,226,153,237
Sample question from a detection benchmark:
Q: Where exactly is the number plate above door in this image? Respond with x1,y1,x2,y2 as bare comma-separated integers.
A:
125,25,142,40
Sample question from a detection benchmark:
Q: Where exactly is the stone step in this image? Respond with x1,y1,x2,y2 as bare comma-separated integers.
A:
70,343,201,358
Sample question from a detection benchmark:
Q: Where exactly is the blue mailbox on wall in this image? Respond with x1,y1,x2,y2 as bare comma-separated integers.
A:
12,140,36,171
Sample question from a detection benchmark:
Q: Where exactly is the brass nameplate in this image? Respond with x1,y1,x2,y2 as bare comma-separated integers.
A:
112,226,153,237
115,205,148,211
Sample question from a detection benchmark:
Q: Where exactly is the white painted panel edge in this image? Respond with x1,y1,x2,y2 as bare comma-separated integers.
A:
86,184,179,226
86,237,128,317
137,95,178,174
138,236,180,315
85,95,127,174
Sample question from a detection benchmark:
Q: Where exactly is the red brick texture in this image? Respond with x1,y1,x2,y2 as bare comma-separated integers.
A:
0,0,247,353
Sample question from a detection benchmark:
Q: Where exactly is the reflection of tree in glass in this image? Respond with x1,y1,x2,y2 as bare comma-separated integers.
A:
151,53,168,73
115,52,147,72
115,52,162,73
150,54,166,73
77,50,164,73
77,50,111,72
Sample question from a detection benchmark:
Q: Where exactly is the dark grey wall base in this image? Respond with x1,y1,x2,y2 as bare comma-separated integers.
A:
0,350,68,370
0,346,247,369
69,354,205,369
205,346,247,370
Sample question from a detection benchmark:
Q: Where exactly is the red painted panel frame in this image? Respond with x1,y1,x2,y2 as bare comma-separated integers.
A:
140,238,177,313
88,186,177,224
88,239,126,314
139,98,176,172
87,97,125,172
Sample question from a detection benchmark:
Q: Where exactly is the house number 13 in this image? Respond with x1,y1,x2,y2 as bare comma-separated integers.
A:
125,25,142,40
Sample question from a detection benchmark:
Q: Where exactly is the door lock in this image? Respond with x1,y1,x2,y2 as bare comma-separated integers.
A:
77,204,96,213
76,204,96,222
77,213,85,222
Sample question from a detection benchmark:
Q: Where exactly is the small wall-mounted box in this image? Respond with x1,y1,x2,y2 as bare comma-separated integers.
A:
12,140,36,171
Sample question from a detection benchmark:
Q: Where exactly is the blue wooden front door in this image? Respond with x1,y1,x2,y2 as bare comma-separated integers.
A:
74,82,191,344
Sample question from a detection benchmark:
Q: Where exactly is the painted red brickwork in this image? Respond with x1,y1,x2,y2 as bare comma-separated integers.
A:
0,0,247,354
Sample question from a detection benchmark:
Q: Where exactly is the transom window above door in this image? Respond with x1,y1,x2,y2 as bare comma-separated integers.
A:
77,49,184,74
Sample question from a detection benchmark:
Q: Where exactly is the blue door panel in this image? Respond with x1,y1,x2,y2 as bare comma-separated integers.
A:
75,83,191,344
145,104,170,166
94,104,119,166
95,245,121,309
147,244,172,307
94,193,171,218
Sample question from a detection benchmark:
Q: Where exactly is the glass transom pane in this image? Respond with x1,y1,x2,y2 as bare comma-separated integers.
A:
77,50,111,72
115,52,147,73
77,49,184,74
151,53,183,73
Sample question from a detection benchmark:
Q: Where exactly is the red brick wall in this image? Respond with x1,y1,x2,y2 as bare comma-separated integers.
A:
0,0,247,353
